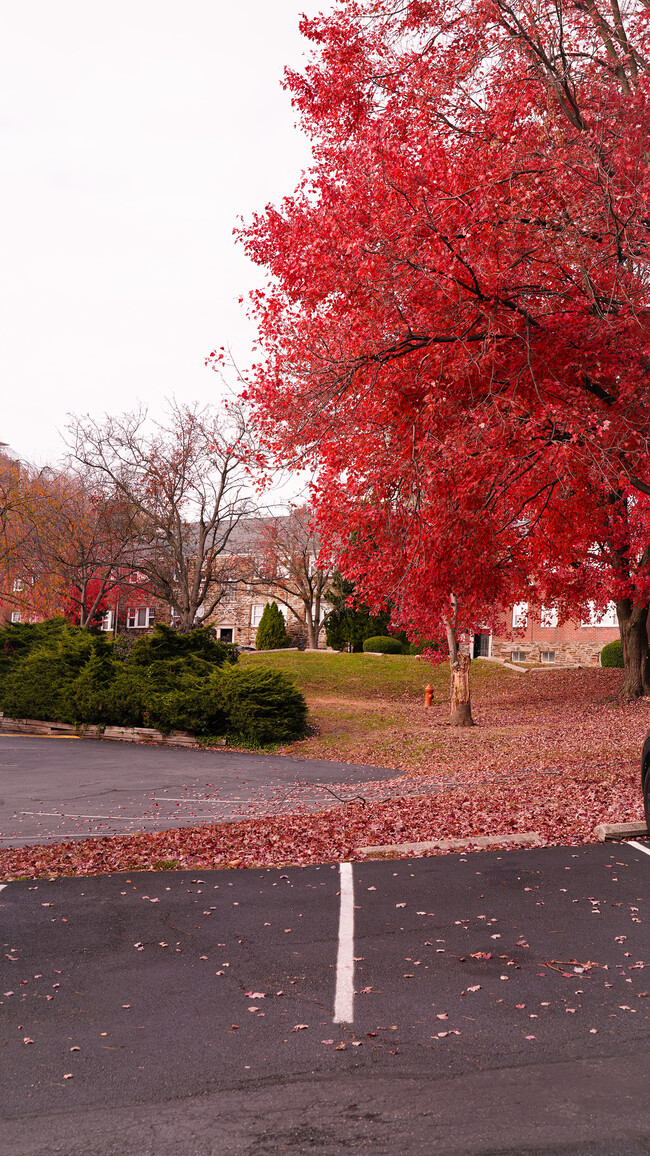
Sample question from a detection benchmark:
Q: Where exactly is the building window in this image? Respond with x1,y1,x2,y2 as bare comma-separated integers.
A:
219,627,233,643
540,605,558,628
10,610,21,624
12,578,25,593
512,602,528,629
540,650,556,663
127,607,155,628
581,602,618,628
251,603,267,628
100,610,114,632
511,650,527,662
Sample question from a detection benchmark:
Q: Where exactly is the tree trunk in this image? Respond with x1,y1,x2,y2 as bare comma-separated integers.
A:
617,599,650,699
305,613,318,649
450,653,475,726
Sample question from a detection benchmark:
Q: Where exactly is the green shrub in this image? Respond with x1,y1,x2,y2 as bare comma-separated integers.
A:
67,646,118,723
144,667,228,735
0,618,72,681
100,666,149,727
600,640,623,668
407,639,440,656
362,635,404,654
255,602,290,650
129,622,236,667
219,664,307,743
0,628,98,722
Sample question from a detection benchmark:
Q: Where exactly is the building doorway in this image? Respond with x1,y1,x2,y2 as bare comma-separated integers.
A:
473,631,491,658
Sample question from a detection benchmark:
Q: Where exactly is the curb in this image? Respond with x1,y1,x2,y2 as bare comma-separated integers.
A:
356,832,544,858
593,821,649,841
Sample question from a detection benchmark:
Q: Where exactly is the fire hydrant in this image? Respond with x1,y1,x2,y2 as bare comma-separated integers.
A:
424,684,434,708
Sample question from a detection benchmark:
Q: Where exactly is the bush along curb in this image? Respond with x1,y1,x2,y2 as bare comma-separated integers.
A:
0,713,224,748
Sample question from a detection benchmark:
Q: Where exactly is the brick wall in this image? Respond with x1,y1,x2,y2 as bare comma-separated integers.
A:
487,605,621,666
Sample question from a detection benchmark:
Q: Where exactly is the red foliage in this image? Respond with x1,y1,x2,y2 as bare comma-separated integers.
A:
222,0,650,650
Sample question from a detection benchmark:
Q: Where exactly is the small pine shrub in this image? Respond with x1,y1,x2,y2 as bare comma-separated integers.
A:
0,628,97,722
600,640,623,667
100,666,149,727
255,602,290,650
362,635,403,654
145,670,227,735
67,646,118,723
130,622,236,667
0,617,72,681
407,639,440,656
219,665,307,743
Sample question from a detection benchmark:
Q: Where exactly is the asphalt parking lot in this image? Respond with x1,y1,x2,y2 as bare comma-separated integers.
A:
1,840,648,1154
0,735,400,846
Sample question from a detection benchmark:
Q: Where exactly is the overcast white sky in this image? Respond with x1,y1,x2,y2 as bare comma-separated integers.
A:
0,1,331,468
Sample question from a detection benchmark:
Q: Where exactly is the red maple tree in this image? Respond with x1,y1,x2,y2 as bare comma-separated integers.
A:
217,0,650,708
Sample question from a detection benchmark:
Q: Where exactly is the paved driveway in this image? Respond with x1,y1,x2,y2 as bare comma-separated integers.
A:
0,735,402,846
1,841,648,1154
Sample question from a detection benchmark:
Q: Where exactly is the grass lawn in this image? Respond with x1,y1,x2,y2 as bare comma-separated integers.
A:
240,652,650,783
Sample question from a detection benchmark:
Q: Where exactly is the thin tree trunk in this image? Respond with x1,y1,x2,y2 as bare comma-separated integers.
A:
450,653,475,726
305,613,318,649
617,598,650,699
443,593,475,727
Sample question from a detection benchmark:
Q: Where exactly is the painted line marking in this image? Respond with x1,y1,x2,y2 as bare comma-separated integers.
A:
0,884,7,892
333,861,355,1024
627,840,650,857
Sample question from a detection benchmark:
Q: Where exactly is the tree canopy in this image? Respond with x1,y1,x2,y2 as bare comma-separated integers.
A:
222,0,650,696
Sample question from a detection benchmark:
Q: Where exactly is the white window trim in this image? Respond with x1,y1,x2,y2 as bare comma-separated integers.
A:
251,603,267,628
581,601,618,628
126,606,156,629
10,610,21,624
540,605,558,628
100,610,114,633
512,602,528,629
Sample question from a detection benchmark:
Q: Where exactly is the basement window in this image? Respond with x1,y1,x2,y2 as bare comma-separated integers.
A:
511,650,527,663
540,650,556,664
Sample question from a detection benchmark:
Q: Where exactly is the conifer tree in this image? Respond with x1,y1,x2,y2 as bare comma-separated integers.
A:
255,602,289,650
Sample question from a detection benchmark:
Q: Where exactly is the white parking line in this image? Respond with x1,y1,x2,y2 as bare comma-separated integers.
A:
333,861,355,1024
627,840,650,857
0,884,7,892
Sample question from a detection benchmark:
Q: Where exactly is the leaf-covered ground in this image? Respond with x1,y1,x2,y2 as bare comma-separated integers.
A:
0,662,647,880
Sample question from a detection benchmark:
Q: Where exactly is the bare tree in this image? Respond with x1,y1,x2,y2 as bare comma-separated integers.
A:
22,468,145,626
249,506,333,649
66,401,256,632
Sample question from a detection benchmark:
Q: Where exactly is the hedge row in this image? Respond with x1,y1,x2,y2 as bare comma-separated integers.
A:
0,621,307,744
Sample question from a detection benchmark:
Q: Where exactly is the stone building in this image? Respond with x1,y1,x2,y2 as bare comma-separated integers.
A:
472,601,621,667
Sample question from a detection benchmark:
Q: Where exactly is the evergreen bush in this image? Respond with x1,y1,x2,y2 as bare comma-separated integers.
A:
145,672,228,736
129,622,236,667
255,602,290,650
599,640,623,667
67,646,118,724
362,635,403,654
0,628,97,722
100,666,149,727
219,665,307,743
0,618,72,680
